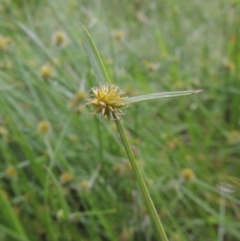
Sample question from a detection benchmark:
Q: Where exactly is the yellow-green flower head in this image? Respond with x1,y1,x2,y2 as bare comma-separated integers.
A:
6,166,17,178
180,168,195,182
0,126,8,136
0,35,12,52
52,30,69,47
60,172,74,184
40,64,52,80
86,84,128,121
38,120,51,135
79,180,90,193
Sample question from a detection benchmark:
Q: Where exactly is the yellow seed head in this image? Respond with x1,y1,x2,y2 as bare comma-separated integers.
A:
6,166,17,178
75,91,87,102
40,65,52,80
123,162,132,172
79,180,90,192
38,121,51,135
225,60,235,72
60,172,74,184
0,61,12,70
120,228,132,241
174,81,184,90
52,31,69,47
76,105,84,113
0,35,12,52
68,134,78,143
0,126,8,136
114,31,124,41
56,209,64,220
181,168,195,182
86,84,128,121
145,62,160,71
113,164,124,175
113,162,132,176
227,130,240,144
69,92,87,112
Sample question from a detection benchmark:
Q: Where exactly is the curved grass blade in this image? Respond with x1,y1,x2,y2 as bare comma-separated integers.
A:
0,190,29,241
80,24,111,84
127,90,203,105
0,84,18,91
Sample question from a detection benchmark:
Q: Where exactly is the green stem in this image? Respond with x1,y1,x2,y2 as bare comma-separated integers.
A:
0,190,29,240
115,119,169,241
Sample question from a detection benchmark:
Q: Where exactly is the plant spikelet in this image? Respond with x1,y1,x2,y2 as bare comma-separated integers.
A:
38,121,51,135
86,84,128,121
180,168,195,182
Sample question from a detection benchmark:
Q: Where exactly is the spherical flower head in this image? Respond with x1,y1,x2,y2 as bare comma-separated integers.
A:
227,130,240,144
144,61,160,72
68,134,78,143
0,35,12,52
6,166,17,178
0,126,8,136
114,30,124,41
40,65,52,80
79,180,90,193
180,168,195,182
120,228,132,241
113,163,124,175
38,120,51,135
60,172,74,184
86,84,128,121
52,31,69,47
69,91,88,113
75,91,87,102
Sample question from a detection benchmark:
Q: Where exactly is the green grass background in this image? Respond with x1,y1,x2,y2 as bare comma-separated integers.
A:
0,0,240,240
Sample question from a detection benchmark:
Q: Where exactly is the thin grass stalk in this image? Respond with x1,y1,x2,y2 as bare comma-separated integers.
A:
0,191,29,240
43,136,58,241
114,118,169,241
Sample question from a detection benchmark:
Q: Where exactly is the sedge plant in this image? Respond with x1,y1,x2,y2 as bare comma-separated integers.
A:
81,24,202,241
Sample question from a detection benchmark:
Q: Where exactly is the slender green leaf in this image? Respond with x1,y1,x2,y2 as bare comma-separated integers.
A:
0,224,29,241
0,190,29,240
115,119,169,241
80,24,111,84
155,30,168,58
127,90,203,104
0,84,17,91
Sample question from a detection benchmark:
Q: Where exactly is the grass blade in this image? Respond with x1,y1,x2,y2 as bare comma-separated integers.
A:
80,24,111,84
127,90,203,104
0,190,29,241
115,119,169,241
